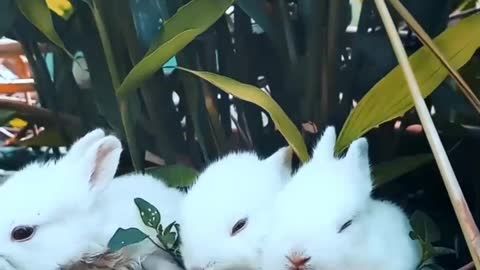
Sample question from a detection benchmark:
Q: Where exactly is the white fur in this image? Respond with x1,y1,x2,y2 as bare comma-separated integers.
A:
179,147,293,270
261,126,422,270
0,129,184,270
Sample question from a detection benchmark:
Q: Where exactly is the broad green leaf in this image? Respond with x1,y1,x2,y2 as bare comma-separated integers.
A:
16,0,69,55
116,0,234,97
410,210,441,243
107,227,148,252
46,0,74,20
177,68,310,163
18,129,67,147
134,198,161,230
336,14,480,153
145,165,198,188
372,154,433,188
0,0,17,37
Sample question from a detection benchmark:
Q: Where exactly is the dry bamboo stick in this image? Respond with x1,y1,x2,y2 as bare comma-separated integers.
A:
373,0,480,267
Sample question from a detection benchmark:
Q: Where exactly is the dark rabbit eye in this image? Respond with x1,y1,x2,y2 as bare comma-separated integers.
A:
231,217,248,236
11,226,36,242
338,219,353,233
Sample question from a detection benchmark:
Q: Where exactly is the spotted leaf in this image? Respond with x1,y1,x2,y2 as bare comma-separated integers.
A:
134,198,161,230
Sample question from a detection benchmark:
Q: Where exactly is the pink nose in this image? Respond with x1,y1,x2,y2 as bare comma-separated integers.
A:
286,254,311,269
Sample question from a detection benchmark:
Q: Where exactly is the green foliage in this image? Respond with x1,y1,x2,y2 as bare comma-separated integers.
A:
410,211,456,268
145,165,198,188
15,0,71,57
109,198,183,267
372,154,433,188
3,0,479,268
107,227,149,252
336,13,480,153
117,0,234,97
177,67,309,162
134,198,162,229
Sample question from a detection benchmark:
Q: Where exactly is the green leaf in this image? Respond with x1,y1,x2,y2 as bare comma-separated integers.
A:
117,0,234,97
176,68,310,163
163,222,175,235
107,227,148,252
15,0,69,56
18,129,67,147
134,198,161,230
336,14,480,153
145,165,198,188
372,154,433,188
159,221,179,249
162,232,177,248
410,210,441,243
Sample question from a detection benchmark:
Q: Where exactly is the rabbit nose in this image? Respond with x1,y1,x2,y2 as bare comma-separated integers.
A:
286,254,311,269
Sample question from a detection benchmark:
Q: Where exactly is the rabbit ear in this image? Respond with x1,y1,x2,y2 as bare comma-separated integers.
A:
81,135,123,191
66,129,106,160
312,126,336,161
345,137,369,166
264,146,293,171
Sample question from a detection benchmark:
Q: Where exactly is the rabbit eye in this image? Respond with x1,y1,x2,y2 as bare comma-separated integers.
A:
11,226,36,242
338,219,353,233
231,217,248,236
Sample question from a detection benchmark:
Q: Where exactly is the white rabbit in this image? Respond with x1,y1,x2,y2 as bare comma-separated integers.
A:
0,129,184,270
261,126,422,270
179,147,293,270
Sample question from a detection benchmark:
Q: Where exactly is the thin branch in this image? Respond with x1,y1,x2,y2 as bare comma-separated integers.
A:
374,0,480,267
0,99,82,129
388,0,480,115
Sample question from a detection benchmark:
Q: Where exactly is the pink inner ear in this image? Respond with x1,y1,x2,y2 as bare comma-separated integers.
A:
89,144,113,188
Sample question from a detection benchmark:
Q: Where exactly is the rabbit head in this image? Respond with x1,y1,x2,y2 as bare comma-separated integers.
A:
179,147,293,270
262,126,375,270
0,129,122,270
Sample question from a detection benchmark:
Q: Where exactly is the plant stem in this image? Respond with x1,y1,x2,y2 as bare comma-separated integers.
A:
374,0,480,267
146,236,185,269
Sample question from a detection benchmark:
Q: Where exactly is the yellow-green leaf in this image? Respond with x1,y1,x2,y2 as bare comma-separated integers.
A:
16,0,69,55
116,0,234,98
177,68,309,163
336,14,480,153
